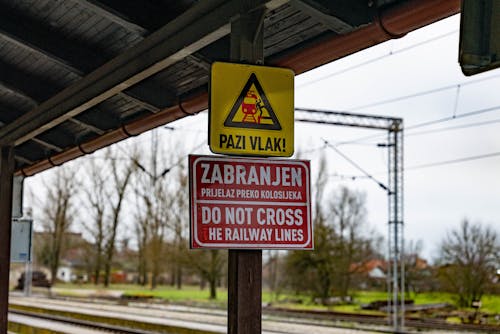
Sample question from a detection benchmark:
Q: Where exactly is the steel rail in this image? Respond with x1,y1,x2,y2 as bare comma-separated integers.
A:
9,299,500,334
265,308,500,333
9,309,155,334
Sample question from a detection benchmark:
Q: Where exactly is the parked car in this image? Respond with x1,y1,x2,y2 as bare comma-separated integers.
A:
15,271,51,290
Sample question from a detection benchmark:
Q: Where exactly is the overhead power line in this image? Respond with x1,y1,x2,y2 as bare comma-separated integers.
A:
297,30,458,89
327,150,500,181
326,103,500,147
323,139,389,192
406,151,500,171
347,72,500,111
405,118,500,137
407,104,500,130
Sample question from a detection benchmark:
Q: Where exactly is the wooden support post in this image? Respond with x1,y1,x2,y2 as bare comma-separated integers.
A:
0,146,14,333
228,250,262,333
228,6,265,334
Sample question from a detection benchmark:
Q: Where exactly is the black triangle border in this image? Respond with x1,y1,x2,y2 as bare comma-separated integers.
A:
223,73,282,130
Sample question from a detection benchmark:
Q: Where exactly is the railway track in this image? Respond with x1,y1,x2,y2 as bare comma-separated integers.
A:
265,307,500,333
8,307,383,334
8,296,500,334
9,309,154,334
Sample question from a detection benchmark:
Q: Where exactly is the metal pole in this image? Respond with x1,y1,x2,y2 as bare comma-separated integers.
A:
386,207,391,328
393,130,399,331
0,146,15,333
24,258,29,296
388,125,404,332
398,129,405,329
292,109,406,332
228,5,265,334
24,219,33,297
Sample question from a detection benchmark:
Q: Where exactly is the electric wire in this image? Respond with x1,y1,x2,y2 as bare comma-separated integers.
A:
297,30,458,89
346,72,500,111
405,151,500,171
407,104,500,130
320,103,500,147
323,139,389,192
326,149,500,181
405,118,500,137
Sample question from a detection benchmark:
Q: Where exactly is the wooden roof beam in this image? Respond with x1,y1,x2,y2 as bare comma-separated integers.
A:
289,0,355,34
78,0,213,81
76,0,193,32
0,61,109,136
30,137,64,153
0,0,286,147
0,8,170,112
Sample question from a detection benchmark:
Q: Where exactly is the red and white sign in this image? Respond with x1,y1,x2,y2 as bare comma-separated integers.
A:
189,155,312,249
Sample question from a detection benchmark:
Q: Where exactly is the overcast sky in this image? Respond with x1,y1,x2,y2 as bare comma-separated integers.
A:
26,14,500,261
294,13,500,260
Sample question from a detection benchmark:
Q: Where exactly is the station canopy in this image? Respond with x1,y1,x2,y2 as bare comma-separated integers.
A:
0,0,459,176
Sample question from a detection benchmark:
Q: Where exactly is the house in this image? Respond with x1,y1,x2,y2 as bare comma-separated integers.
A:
33,231,92,283
350,259,387,290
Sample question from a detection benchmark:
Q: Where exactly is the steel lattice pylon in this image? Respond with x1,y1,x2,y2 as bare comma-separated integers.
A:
296,108,405,331
387,123,404,331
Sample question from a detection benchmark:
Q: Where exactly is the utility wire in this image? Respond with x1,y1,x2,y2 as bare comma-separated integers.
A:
134,139,207,180
327,103,500,147
297,144,327,155
405,118,500,137
406,151,500,171
298,30,458,89
328,172,371,181
329,150,500,180
347,72,500,111
323,139,389,192
407,104,500,130
324,150,500,184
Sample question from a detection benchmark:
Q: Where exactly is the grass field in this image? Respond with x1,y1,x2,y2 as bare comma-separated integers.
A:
52,283,500,315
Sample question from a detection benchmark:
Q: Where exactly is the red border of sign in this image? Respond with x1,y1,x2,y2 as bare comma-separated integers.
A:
189,155,312,249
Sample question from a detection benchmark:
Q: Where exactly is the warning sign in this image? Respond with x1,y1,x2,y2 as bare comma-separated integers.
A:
224,73,281,130
189,155,312,249
209,62,294,157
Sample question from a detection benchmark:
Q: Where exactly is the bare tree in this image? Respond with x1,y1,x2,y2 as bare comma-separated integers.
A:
285,154,380,303
103,147,136,287
438,219,500,308
265,250,282,299
404,239,430,297
168,163,190,289
40,165,79,284
133,194,149,286
147,189,168,289
132,131,179,289
328,186,377,300
187,250,227,299
82,157,107,284
285,155,336,301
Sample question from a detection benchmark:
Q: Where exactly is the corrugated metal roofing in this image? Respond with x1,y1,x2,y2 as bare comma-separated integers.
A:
0,0,460,175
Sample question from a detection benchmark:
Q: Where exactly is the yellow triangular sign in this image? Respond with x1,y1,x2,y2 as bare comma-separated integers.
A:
224,73,281,130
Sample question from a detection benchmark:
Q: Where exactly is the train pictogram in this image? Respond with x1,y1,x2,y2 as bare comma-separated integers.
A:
224,73,281,130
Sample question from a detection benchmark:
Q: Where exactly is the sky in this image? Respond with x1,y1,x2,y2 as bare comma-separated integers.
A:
25,14,500,261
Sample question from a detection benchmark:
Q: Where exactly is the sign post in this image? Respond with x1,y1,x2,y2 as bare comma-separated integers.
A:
191,6,307,334
227,8,266,333
0,147,14,333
